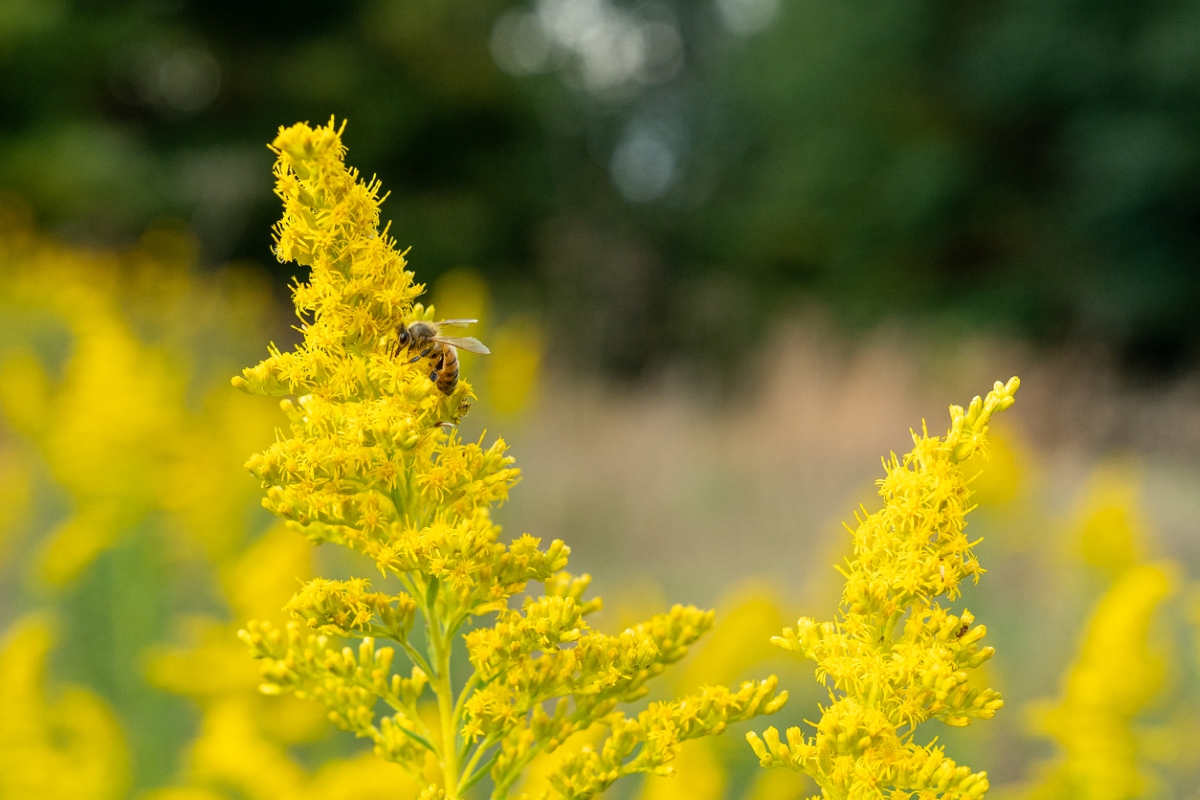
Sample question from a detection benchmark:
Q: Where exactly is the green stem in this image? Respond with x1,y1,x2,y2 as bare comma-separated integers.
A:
881,609,904,650
390,485,408,522
492,744,545,800
400,638,434,678
460,731,501,790
453,673,480,730
433,616,461,798
460,749,500,793
377,698,438,754
366,619,434,678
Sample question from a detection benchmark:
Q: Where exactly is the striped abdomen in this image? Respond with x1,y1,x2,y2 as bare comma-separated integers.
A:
434,344,460,395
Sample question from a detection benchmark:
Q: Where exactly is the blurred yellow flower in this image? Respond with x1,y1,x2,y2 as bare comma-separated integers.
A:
146,523,429,800
486,314,544,417
1014,469,1178,800
432,268,490,327
0,437,31,564
1026,563,1175,800
0,225,284,583
1072,467,1146,577
0,616,129,800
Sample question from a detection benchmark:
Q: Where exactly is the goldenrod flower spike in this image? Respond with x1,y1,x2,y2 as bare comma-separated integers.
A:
236,119,784,800
1027,562,1174,800
749,378,1019,800
0,617,129,799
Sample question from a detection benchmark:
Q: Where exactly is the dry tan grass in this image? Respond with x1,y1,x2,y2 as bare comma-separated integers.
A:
481,315,1200,606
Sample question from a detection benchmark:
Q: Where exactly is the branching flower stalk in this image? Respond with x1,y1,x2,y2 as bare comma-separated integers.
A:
235,119,785,800
749,378,1020,799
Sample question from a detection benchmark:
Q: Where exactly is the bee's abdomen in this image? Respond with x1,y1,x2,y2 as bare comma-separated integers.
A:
435,346,460,395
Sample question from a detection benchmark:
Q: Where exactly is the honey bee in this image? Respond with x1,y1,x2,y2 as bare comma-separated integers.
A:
396,318,490,395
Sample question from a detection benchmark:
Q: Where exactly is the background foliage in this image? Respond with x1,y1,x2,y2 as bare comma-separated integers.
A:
2,0,1199,375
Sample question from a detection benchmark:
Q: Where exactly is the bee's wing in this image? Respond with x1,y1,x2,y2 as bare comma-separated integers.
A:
435,319,477,328
432,336,490,354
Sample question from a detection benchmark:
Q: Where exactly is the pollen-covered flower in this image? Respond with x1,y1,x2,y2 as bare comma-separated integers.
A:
749,378,1019,799
236,119,783,799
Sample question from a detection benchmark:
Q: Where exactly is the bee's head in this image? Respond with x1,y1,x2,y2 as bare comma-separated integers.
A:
397,323,411,348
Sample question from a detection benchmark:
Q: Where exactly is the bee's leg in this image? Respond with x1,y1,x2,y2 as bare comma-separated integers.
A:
429,371,438,382
435,352,445,370
407,347,435,364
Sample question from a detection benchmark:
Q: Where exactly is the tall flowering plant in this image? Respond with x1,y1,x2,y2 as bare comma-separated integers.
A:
749,379,1019,799
235,119,785,800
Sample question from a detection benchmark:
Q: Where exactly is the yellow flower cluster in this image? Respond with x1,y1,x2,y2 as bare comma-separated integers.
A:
0,214,287,585
1020,470,1176,800
749,378,1019,799
550,680,785,799
0,618,128,799
1027,564,1174,800
237,119,784,800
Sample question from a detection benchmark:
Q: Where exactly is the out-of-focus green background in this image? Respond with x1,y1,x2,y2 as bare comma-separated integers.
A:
1,1,1200,799
4,0,1200,375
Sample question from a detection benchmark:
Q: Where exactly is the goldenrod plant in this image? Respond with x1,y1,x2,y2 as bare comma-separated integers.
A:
0,617,128,799
749,378,1019,799
0,213,277,790
235,119,786,800
6,126,1200,800
1025,564,1174,800
0,214,279,584
1018,470,1177,800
